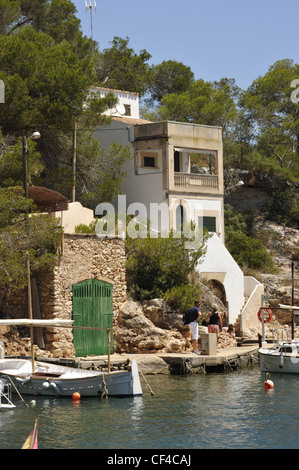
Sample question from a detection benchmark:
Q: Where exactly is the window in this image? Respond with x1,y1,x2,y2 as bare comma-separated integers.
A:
198,216,216,233
143,156,156,168
124,104,131,116
140,151,159,169
174,150,180,172
176,204,185,230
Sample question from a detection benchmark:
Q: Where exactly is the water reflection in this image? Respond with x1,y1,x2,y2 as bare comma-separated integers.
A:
1,369,298,449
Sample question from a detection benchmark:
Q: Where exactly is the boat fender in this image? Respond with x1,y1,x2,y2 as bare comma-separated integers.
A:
42,381,50,390
15,375,31,385
49,382,61,395
279,354,284,369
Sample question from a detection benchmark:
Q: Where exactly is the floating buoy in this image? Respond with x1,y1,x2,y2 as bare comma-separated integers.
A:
264,373,274,390
30,400,36,406
264,379,274,390
72,392,81,401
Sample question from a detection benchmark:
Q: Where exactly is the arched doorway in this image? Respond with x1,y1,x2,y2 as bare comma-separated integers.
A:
206,279,228,324
72,279,113,356
176,204,185,231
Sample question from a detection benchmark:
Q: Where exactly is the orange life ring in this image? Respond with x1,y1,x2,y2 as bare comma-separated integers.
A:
258,308,272,323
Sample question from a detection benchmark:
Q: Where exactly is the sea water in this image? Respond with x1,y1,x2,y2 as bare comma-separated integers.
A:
1,367,298,449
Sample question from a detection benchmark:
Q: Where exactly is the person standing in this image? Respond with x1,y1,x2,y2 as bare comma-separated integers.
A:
185,301,202,354
206,305,222,335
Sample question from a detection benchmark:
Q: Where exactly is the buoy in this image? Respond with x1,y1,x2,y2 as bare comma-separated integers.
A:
30,400,36,406
264,379,274,390
264,373,274,390
72,392,81,401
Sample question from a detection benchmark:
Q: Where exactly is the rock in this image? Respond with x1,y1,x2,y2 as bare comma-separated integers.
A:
115,299,188,354
137,356,170,374
217,331,237,348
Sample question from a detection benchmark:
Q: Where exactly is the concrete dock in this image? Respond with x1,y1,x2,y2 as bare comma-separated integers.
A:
73,345,260,375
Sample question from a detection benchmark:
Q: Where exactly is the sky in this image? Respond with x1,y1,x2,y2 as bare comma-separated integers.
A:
73,0,299,91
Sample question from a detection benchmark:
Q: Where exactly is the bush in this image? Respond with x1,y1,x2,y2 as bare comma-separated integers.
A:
224,204,277,273
225,230,277,273
266,182,299,227
75,221,97,233
125,231,207,302
164,283,202,314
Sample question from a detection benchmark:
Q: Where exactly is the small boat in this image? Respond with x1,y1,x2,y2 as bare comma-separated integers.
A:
259,339,299,374
0,357,142,397
0,318,142,398
22,418,39,449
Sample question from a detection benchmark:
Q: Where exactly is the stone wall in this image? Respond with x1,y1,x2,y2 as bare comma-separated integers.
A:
0,234,127,358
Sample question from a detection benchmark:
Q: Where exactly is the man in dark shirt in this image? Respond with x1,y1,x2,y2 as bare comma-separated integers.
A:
186,301,201,353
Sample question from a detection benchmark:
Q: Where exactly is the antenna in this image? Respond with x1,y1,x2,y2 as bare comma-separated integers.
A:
85,0,96,42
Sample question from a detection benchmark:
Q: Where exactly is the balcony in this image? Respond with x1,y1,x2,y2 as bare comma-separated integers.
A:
174,172,218,190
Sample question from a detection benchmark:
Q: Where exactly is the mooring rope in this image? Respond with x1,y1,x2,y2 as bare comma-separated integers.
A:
100,375,108,399
140,370,155,396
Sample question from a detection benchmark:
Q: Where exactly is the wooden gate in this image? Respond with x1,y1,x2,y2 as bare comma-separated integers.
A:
72,279,113,357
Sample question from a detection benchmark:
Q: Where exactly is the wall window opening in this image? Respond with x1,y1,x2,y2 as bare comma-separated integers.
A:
198,216,216,233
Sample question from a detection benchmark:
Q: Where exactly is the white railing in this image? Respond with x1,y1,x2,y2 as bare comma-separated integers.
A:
174,172,218,189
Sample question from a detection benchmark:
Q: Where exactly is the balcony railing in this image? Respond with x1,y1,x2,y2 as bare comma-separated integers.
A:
174,172,218,189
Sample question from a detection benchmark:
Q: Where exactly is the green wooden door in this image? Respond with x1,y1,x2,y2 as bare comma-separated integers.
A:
72,279,113,357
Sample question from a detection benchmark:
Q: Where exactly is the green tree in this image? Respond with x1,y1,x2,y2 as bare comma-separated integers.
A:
0,25,92,133
78,141,132,209
265,180,299,227
94,36,151,96
0,132,43,187
157,78,239,137
0,187,63,317
0,17,132,205
240,59,299,178
146,60,194,105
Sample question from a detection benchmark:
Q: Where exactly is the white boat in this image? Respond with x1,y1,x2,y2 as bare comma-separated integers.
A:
259,339,299,374
0,357,142,397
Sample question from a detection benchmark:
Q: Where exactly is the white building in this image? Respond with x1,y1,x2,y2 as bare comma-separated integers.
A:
89,88,264,327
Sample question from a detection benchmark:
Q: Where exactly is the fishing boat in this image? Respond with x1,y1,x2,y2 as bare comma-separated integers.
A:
0,319,142,397
0,356,142,397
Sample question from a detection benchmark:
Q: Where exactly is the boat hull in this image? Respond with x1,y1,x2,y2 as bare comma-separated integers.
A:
0,359,142,397
259,345,299,374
